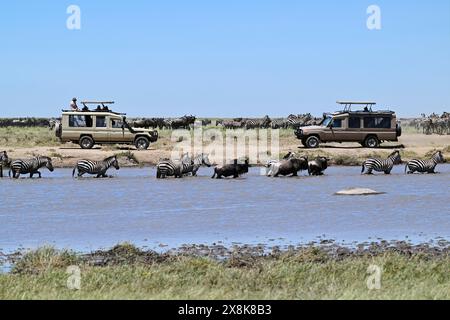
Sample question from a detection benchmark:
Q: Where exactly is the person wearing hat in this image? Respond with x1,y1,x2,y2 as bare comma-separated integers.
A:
70,98,79,111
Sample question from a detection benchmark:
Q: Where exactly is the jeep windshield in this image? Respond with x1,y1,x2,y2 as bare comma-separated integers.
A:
321,116,333,127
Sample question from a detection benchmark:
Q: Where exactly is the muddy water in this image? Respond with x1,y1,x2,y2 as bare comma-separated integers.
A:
0,165,449,253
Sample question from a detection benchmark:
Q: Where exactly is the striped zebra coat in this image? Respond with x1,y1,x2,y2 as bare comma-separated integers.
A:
361,151,402,175
73,156,120,178
156,153,211,178
186,153,212,176
156,154,191,179
405,151,445,174
9,156,54,179
0,151,9,178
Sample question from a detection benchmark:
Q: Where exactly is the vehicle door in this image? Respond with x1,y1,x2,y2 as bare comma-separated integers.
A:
345,116,362,141
67,114,94,141
94,115,109,142
327,117,346,142
109,117,130,142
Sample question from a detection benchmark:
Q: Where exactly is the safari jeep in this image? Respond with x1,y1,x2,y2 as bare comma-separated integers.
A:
56,102,158,150
295,101,402,148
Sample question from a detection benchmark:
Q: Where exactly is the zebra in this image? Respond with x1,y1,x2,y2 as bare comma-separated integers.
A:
405,151,445,174
0,151,9,178
270,118,288,129
72,155,120,178
9,156,54,179
156,153,192,179
184,153,212,176
244,116,271,129
361,150,402,175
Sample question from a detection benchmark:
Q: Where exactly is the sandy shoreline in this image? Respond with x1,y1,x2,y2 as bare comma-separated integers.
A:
1,133,449,168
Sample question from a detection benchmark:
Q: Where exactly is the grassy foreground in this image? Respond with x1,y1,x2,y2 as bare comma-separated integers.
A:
1,244,449,300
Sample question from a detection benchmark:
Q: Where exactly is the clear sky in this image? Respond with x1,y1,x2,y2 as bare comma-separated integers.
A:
1,0,449,117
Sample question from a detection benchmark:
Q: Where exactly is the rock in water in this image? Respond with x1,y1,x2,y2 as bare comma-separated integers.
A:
335,188,385,196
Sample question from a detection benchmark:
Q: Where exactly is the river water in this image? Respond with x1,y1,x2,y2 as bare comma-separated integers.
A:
1,165,449,253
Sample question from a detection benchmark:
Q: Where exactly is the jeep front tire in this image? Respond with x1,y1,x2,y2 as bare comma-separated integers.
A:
79,136,94,149
305,136,320,149
135,137,150,150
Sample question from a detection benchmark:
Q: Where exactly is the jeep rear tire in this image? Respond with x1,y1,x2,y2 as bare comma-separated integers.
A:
364,136,379,148
79,136,94,149
305,136,320,149
135,137,150,150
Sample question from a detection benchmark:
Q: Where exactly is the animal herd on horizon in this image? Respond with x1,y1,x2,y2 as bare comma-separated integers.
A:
409,112,450,135
0,150,446,179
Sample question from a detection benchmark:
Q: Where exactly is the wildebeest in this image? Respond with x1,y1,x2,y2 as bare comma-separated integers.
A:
308,157,329,176
268,156,309,177
170,115,196,130
221,120,245,129
212,159,249,179
0,151,9,178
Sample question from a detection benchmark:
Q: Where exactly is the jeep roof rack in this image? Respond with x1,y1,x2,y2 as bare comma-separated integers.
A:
336,101,376,112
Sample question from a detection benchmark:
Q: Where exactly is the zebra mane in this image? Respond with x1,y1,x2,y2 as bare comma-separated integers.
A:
104,155,117,162
388,150,400,158
35,155,51,161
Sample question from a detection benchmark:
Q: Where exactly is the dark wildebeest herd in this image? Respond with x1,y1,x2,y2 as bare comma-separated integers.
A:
127,114,320,130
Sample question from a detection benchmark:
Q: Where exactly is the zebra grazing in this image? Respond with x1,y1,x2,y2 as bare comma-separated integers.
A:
156,153,191,179
0,151,9,178
405,151,445,174
9,156,54,179
72,155,120,178
361,150,402,175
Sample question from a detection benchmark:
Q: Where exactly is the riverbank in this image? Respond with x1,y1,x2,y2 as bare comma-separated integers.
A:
1,242,448,299
0,128,449,167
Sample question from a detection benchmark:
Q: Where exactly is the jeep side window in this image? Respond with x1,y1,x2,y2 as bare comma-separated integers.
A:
332,119,342,128
69,115,93,128
96,116,107,128
364,117,391,129
111,119,123,128
349,117,361,128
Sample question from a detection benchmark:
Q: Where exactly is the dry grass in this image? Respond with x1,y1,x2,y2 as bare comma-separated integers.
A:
1,244,449,300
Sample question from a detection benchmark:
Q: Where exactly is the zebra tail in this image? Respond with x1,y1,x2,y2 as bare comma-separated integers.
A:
72,166,77,178
361,163,365,174
404,163,408,174
8,168,11,178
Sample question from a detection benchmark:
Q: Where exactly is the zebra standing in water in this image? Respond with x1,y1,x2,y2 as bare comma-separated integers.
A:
184,153,212,176
0,151,9,178
9,156,54,179
156,153,191,179
405,151,445,174
73,155,120,178
361,150,402,175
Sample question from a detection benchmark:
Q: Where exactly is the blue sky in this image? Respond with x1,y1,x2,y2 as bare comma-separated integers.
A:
1,0,449,117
